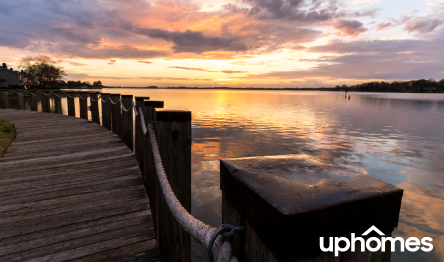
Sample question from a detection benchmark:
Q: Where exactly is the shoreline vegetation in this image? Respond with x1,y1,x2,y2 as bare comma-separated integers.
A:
0,120,16,158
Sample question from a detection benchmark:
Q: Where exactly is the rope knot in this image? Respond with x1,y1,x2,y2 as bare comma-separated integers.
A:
208,224,244,262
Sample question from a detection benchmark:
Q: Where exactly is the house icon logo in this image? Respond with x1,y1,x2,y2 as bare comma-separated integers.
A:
320,225,433,256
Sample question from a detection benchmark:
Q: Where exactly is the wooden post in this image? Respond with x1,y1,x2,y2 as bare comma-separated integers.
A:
135,96,150,167
220,155,404,262
16,92,23,109
79,92,88,120
154,109,191,262
111,94,121,137
101,93,111,130
54,91,62,114
90,92,100,125
23,95,29,110
29,91,38,111
121,95,133,150
142,100,164,192
67,92,75,116
42,91,50,112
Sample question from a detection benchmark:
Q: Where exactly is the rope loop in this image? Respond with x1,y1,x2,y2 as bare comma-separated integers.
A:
208,224,244,262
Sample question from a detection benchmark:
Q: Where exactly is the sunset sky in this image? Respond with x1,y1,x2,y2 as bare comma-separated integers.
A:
1,0,443,87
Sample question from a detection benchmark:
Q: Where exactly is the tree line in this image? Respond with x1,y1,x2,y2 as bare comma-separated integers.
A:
336,79,444,93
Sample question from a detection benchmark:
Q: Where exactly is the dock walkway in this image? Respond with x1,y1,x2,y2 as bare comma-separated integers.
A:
0,109,159,261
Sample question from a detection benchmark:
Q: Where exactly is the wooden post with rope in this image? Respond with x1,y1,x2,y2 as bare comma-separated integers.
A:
29,91,38,111
153,109,191,262
67,92,75,116
135,96,150,167
121,95,133,150
111,93,121,138
220,155,403,262
101,93,111,130
41,91,49,112
90,92,100,125
54,91,62,114
79,92,88,120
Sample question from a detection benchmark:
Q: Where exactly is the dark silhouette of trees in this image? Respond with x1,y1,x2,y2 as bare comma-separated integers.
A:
18,55,67,88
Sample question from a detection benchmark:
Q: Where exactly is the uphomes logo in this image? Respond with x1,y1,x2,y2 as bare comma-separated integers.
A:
320,225,433,256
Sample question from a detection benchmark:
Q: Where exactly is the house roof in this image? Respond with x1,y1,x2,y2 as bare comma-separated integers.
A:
0,68,19,75
0,79,9,83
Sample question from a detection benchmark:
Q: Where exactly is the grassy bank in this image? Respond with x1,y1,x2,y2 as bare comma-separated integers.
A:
0,120,16,158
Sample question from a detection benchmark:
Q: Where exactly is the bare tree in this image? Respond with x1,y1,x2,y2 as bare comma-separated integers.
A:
18,55,66,87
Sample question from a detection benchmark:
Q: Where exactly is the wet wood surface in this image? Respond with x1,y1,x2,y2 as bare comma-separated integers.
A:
0,109,159,261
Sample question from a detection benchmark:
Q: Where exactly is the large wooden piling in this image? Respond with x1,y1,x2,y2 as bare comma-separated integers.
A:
79,92,88,120
42,91,50,112
154,109,191,262
121,95,133,150
90,92,100,125
54,91,62,114
111,94,121,138
134,96,150,167
220,154,403,262
101,93,111,130
0,90,4,109
67,92,75,116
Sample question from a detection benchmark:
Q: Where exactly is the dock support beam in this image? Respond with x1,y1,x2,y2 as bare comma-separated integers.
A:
90,92,100,125
135,96,150,166
54,91,62,114
101,93,111,130
111,94,121,138
121,95,133,150
79,92,88,120
67,92,75,116
152,109,191,262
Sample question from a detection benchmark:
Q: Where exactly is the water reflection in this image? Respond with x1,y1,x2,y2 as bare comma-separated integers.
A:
56,89,442,261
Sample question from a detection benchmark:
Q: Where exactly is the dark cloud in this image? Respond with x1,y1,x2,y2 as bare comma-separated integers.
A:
331,20,367,37
137,28,249,53
240,0,338,22
108,59,116,65
137,60,152,64
404,19,443,34
67,72,132,80
167,66,217,72
58,45,168,59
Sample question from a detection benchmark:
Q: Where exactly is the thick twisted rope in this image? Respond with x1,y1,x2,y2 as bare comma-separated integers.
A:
142,109,239,262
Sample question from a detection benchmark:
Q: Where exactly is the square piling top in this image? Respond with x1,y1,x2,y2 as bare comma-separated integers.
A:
220,154,403,261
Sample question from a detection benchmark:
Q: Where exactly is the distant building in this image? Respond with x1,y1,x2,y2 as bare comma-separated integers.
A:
0,63,19,86
81,86,88,89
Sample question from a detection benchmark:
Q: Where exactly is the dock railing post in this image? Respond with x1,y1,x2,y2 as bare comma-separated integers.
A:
154,109,191,262
42,91,49,112
141,101,164,235
101,93,111,130
29,91,38,111
67,92,75,116
121,95,133,150
54,91,62,114
111,94,121,137
135,96,150,166
90,92,100,125
220,155,404,262
16,91,23,110
79,92,88,120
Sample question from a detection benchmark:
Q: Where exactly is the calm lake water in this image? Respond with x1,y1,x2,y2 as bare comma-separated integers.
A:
60,89,444,261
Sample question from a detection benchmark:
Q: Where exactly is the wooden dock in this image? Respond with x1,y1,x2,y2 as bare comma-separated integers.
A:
0,109,159,261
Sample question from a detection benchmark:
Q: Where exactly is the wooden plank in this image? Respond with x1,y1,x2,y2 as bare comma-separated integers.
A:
79,92,88,120
67,92,76,116
111,94,121,138
101,93,111,130
90,92,100,125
